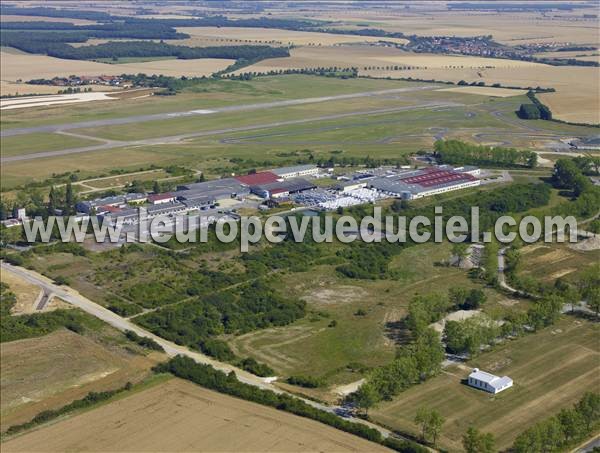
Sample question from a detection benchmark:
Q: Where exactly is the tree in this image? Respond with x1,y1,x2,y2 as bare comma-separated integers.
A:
427,410,444,446
65,182,74,215
48,186,58,215
452,242,469,267
462,426,495,453
513,425,542,453
539,417,564,452
464,288,487,309
153,180,161,194
414,407,444,445
558,408,583,443
353,383,379,416
415,407,430,441
576,392,600,431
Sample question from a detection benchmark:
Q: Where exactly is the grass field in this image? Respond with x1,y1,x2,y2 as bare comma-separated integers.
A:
1,133,100,158
518,242,600,285
228,242,512,396
371,317,600,451
1,378,391,452
2,76,596,189
0,75,422,130
0,328,157,430
233,46,598,124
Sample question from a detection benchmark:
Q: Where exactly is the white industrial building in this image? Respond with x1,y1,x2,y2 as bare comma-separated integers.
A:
272,164,319,179
467,368,513,394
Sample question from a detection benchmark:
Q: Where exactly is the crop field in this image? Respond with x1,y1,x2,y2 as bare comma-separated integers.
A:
1,378,391,452
0,15,97,25
237,46,543,73
303,8,599,45
0,49,235,90
172,26,409,46
0,328,155,430
371,317,600,451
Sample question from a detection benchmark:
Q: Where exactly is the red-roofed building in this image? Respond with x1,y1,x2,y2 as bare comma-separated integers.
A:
234,171,280,186
148,193,176,205
97,205,123,214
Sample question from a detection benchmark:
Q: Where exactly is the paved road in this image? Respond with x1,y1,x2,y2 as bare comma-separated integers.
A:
1,101,457,164
1,86,436,138
1,262,400,441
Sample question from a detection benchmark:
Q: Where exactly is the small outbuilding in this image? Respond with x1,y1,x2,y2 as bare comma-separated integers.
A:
467,368,513,394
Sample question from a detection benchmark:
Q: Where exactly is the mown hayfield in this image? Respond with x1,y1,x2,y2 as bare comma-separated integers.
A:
1,378,392,452
371,317,600,451
0,329,155,430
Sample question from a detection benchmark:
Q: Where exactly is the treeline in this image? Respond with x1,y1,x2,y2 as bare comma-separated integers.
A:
512,392,600,453
434,139,538,168
154,356,427,453
124,330,164,352
1,6,115,21
0,282,102,342
1,33,289,62
134,279,305,354
4,382,133,436
223,66,359,80
518,90,553,120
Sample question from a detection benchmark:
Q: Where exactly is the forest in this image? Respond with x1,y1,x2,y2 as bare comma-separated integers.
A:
433,139,538,168
0,32,289,62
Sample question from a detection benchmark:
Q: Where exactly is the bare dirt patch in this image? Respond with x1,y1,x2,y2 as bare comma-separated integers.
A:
1,378,391,452
1,271,40,315
570,235,600,251
438,86,527,97
303,285,368,305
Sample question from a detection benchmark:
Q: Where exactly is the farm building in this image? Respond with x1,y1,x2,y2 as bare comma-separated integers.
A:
272,164,319,179
467,368,513,394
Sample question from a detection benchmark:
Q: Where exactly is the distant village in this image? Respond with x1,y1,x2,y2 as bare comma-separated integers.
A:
26,75,131,88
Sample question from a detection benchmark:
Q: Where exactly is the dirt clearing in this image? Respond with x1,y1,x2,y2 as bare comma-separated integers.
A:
438,86,527,97
1,378,391,452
